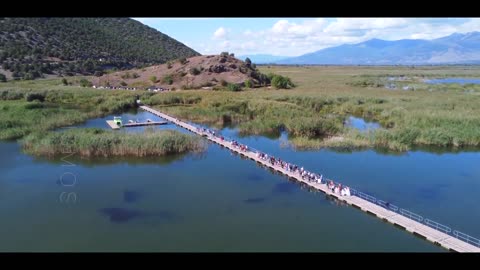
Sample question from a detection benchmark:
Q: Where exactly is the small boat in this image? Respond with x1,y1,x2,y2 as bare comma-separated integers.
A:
113,116,123,126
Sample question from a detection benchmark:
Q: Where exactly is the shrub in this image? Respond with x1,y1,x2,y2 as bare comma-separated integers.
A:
220,79,228,87
79,78,92,87
149,76,157,83
121,72,131,79
162,75,173,85
189,67,201,75
94,71,104,77
227,83,242,92
23,72,35,80
62,78,68,85
120,81,127,86
271,74,295,89
26,93,46,102
0,73,6,82
244,79,253,88
179,58,188,65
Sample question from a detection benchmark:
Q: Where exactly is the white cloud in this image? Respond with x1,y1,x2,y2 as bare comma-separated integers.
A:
213,27,228,40
196,18,480,56
243,29,254,37
133,18,214,22
240,41,257,50
220,40,230,49
270,19,327,38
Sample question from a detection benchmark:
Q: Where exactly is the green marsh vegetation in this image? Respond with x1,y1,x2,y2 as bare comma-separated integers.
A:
142,65,480,152
22,128,206,157
0,78,140,140
0,78,205,157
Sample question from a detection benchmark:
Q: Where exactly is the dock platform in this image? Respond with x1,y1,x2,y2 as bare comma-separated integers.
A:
106,120,121,130
106,120,168,129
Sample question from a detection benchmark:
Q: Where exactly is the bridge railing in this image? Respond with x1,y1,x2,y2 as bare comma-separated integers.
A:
377,200,399,212
357,191,377,204
349,187,480,249
453,230,480,248
424,219,451,234
142,106,480,250
399,208,424,223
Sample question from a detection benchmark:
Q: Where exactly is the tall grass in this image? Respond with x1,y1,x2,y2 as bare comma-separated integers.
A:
142,66,480,151
0,82,154,140
21,128,206,157
3,70,480,152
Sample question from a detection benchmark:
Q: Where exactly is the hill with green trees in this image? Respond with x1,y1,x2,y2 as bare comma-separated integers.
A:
0,17,200,80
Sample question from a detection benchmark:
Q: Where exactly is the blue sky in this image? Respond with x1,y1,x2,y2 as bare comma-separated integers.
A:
133,18,480,56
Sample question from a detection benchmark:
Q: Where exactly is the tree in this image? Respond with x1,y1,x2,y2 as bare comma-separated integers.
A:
23,72,35,80
245,57,252,66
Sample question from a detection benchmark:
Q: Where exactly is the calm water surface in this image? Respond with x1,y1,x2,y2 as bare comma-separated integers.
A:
425,78,480,85
1,109,479,251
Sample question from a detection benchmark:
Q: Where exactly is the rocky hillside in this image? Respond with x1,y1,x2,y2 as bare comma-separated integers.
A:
91,53,270,89
0,17,199,80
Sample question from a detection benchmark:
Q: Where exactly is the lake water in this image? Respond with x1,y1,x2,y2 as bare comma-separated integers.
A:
425,78,480,85
345,116,381,132
1,109,479,251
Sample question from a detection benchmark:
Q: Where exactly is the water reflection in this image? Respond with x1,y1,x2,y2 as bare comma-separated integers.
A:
425,78,480,85
345,116,381,132
123,190,142,203
243,197,267,204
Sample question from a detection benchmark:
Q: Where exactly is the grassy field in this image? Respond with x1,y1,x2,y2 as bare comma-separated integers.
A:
2,66,480,152
22,128,206,157
140,65,480,151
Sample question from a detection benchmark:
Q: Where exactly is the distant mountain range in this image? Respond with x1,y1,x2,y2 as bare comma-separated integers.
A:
237,54,289,64
264,32,480,65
